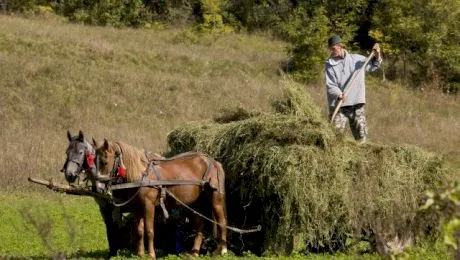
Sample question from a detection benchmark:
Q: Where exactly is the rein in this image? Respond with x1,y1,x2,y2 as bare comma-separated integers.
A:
165,189,261,234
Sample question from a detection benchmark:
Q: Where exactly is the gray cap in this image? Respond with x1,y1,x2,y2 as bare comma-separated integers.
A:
328,35,342,47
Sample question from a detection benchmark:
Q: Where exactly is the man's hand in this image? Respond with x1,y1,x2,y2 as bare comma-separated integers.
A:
337,94,346,103
372,43,382,61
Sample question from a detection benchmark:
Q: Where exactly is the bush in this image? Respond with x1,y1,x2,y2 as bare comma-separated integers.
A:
421,182,460,259
56,0,151,27
4,0,38,13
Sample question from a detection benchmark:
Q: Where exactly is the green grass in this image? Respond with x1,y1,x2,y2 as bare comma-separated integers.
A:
1,192,449,259
0,192,107,258
0,191,452,259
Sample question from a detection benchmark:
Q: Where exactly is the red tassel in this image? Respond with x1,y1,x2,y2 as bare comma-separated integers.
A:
118,165,127,178
86,154,95,169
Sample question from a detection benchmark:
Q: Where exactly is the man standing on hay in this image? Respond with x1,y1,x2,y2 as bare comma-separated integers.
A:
325,35,382,143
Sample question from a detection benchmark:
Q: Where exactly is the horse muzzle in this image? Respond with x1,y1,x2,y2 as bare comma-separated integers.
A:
64,171,78,183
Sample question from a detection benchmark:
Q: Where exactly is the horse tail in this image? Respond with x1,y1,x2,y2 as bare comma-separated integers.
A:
213,160,226,194
211,160,226,238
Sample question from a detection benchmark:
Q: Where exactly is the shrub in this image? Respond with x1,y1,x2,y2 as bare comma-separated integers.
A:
56,0,151,27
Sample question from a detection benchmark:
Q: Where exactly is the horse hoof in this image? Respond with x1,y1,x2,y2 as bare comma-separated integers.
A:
213,246,228,256
187,249,199,257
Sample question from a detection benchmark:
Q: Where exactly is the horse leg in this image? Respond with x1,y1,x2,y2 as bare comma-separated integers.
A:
136,213,145,257
97,200,121,258
144,201,156,259
190,211,204,257
211,191,228,256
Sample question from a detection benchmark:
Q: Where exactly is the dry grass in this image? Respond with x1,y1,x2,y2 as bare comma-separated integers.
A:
0,13,458,191
0,14,285,190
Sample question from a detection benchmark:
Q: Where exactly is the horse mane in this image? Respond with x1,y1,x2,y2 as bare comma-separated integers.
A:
108,141,148,182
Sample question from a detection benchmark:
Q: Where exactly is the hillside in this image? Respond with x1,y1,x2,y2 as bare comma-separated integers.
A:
0,14,458,191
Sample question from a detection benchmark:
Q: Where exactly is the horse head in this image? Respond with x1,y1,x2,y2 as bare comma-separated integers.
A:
94,139,115,180
62,130,97,185
94,139,147,183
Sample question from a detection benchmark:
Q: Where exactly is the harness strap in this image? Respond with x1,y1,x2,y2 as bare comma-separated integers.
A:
151,164,162,180
111,174,146,207
165,189,262,234
150,163,169,219
160,188,169,219
110,179,206,190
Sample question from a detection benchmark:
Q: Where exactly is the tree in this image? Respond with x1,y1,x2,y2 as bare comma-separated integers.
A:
370,0,460,90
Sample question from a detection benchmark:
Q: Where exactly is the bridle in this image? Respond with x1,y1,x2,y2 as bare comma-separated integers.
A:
95,142,127,182
64,140,96,181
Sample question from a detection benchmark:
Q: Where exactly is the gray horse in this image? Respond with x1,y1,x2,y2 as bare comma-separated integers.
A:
62,130,124,258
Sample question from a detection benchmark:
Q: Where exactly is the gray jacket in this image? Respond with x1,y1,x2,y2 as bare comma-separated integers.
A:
325,50,381,111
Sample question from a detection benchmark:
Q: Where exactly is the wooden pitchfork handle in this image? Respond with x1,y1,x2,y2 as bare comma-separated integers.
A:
330,50,376,124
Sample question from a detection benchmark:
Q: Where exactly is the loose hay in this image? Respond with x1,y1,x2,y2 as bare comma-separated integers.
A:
166,80,446,255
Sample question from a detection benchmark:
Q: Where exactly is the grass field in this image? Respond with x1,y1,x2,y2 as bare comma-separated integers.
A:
0,192,450,259
0,13,458,259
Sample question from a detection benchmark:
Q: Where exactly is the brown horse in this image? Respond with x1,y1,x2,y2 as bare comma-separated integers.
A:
93,139,228,259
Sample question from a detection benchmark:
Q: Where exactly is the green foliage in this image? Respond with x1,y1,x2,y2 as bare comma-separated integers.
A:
281,6,329,82
3,0,38,13
144,0,199,26
57,0,151,27
421,182,460,257
304,0,367,40
370,0,460,89
224,0,294,33
280,0,369,83
194,0,233,33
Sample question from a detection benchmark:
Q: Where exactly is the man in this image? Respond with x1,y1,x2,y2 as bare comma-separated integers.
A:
325,35,382,143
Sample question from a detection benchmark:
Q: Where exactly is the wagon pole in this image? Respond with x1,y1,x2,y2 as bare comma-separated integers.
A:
28,177,112,201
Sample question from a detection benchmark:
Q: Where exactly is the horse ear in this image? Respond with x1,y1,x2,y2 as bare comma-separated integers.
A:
67,130,72,141
103,139,109,150
77,130,84,142
92,138,98,148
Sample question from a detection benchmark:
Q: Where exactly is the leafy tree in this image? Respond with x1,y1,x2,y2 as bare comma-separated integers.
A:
56,0,151,27
195,0,233,33
144,0,200,26
225,0,294,33
370,0,460,91
281,0,368,82
282,6,329,82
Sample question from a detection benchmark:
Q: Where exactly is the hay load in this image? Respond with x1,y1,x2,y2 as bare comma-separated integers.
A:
166,81,445,255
